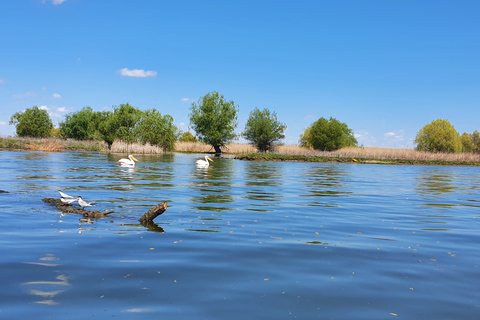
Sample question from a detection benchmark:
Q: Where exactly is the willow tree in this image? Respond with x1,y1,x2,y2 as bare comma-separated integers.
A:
189,91,239,153
414,119,462,153
242,108,286,152
9,106,53,138
299,117,357,151
135,109,178,151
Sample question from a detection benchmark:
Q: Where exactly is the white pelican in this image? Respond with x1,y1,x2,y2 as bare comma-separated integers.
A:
118,155,139,167
196,156,214,167
58,190,75,199
76,196,95,210
60,197,78,206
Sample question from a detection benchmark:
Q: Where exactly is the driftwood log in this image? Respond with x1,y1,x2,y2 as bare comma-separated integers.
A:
138,201,168,223
42,198,167,222
42,198,114,218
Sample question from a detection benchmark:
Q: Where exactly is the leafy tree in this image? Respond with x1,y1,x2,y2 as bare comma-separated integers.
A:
414,119,462,153
460,132,474,153
103,103,143,146
242,108,286,152
299,117,357,151
135,109,178,151
179,132,197,142
9,106,53,138
60,106,107,141
189,91,239,153
471,130,480,153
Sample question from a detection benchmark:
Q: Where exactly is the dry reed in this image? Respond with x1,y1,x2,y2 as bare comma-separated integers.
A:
110,140,163,154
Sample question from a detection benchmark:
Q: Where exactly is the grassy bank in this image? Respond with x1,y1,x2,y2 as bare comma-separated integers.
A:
2,137,480,166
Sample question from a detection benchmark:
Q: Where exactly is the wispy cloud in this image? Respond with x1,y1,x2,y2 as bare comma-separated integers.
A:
0,121,7,125
57,107,68,113
354,129,376,147
39,105,49,111
12,92,37,100
42,0,68,5
0,78,6,84
384,130,404,142
117,68,157,78
181,98,193,102
52,93,61,99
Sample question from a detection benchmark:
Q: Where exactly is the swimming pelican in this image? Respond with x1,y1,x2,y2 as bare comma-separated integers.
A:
118,155,139,167
76,196,95,210
58,190,75,199
196,156,214,167
60,197,78,206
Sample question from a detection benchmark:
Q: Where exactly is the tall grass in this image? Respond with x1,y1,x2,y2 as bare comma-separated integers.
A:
0,137,109,152
110,140,163,154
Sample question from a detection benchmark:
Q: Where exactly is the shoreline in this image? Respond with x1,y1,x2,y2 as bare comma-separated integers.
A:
1,137,480,166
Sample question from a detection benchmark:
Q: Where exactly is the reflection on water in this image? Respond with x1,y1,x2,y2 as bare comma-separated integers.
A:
416,169,456,197
243,162,283,211
189,158,235,212
299,164,351,207
23,254,70,305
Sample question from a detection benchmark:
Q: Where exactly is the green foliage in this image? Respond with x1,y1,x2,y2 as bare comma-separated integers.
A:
179,132,197,142
242,108,286,152
460,132,474,152
414,119,462,153
50,127,62,138
299,117,357,151
135,109,178,151
105,103,143,145
9,106,53,138
189,91,239,153
60,106,107,141
471,130,480,153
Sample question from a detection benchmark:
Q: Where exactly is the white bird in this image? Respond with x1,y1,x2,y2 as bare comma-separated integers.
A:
76,196,95,210
60,197,78,206
196,155,214,167
118,155,139,167
58,190,75,199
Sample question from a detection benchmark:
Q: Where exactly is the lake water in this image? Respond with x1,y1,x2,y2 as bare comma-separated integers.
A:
0,150,479,319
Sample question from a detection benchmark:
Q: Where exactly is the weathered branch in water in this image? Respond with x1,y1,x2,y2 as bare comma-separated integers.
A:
42,198,114,218
42,198,168,222
139,201,168,223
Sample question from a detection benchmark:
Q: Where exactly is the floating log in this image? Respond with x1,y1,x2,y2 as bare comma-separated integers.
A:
0,190,9,193
42,198,114,218
139,201,168,223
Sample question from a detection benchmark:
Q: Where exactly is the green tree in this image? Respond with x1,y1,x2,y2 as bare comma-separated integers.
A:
242,108,286,152
414,119,462,153
103,103,143,146
189,91,239,153
460,132,474,153
299,117,357,151
60,106,107,141
471,130,480,153
9,106,53,138
135,109,178,151
179,132,197,142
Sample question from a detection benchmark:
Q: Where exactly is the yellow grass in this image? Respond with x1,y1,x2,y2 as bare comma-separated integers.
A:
174,142,257,153
110,140,163,154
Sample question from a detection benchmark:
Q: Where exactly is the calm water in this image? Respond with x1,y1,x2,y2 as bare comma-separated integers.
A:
0,150,479,319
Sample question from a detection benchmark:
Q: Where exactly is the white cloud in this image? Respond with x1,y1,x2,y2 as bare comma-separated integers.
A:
383,130,404,142
52,93,61,99
42,0,67,5
0,121,7,125
118,68,157,78
302,114,316,121
39,105,49,111
354,129,377,147
12,92,37,100
0,78,6,84
181,98,193,102
57,107,68,113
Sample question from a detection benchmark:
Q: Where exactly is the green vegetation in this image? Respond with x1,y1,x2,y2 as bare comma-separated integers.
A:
179,132,197,142
60,103,178,151
189,91,239,153
9,106,53,138
414,119,462,153
299,117,357,151
242,108,286,152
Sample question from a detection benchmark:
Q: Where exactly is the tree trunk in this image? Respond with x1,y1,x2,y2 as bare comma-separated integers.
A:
213,145,222,153
138,202,168,223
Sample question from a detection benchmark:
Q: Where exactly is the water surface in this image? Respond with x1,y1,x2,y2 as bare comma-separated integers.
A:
0,150,479,319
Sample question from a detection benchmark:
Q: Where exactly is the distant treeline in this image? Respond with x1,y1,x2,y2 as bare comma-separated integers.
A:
7,91,479,154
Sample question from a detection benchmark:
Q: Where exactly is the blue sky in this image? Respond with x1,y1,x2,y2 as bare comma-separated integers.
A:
1,0,479,147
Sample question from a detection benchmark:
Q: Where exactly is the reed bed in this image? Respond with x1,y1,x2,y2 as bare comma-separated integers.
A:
0,137,109,152
110,140,163,154
174,142,257,153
